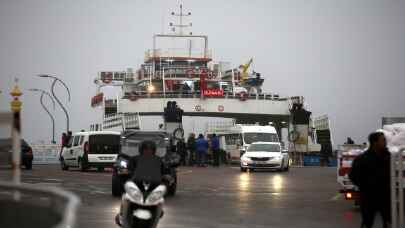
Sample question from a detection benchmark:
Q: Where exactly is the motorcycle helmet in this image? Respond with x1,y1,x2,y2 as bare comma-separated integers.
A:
139,140,157,155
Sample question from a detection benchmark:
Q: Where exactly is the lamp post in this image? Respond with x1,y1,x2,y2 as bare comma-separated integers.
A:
38,74,71,133
29,88,56,144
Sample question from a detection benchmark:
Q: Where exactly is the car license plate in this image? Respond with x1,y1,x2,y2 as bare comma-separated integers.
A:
255,161,266,164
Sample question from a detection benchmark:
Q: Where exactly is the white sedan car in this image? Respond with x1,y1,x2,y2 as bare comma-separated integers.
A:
240,142,289,172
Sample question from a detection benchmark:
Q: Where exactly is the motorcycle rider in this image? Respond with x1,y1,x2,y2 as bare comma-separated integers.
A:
116,140,168,226
128,140,165,175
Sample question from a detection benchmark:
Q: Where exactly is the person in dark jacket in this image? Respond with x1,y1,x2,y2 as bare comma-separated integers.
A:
59,132,67,160
195,134,208,167
128,140,166,177
177,138,187,166
187,133,196,166
211,134,220,167
349,132,391,228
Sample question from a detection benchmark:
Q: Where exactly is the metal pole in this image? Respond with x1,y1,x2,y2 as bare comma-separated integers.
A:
391,151,397,228
231,68,236,97
163,67,166,97
399,149,404,227
11,111,21,185
40,92,56,144
50,78,70,133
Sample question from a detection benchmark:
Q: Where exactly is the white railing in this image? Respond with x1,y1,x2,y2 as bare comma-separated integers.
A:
391,148,405,228
103,113,140,131
145,49,212,60
32,144,61,164
206,120,236,134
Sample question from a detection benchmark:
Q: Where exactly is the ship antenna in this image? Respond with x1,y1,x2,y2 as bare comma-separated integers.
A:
169,4,193,35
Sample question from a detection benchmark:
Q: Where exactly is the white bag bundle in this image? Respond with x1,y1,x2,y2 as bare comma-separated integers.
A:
392,123,405,134
379,123,405,148
391,132,405,147
377,129,395,145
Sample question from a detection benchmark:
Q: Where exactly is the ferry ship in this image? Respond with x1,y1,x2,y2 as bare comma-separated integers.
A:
88,4,316,155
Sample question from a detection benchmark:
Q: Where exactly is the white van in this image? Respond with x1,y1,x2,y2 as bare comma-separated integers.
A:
61,131,121,171
206,123,280,162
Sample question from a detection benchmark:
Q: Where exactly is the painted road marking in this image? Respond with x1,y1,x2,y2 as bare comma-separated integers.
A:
178,170,193,175
331,193,341,201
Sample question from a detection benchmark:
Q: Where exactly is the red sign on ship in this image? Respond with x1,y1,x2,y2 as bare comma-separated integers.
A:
203,89,224,97
91,93,104,107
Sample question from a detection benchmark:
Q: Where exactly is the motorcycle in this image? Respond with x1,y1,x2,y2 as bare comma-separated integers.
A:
116,157,167,228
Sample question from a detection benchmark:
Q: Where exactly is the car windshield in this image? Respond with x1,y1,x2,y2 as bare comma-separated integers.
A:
248,144,281,152
121,132,168,157
243,133,279,144
89,134,120,154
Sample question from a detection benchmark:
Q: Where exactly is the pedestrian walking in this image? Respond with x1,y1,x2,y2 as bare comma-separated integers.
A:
177,138,187,166
349,132,391,228
66,131,72,145
59,132,67,160
211,134,220,167
187,133,196,166
195,134,208,167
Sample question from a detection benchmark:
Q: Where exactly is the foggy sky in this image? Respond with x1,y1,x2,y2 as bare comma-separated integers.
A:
1,0,404,145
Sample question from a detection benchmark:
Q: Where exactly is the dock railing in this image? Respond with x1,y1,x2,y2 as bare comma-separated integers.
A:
123,91,286,101
391,148,405,228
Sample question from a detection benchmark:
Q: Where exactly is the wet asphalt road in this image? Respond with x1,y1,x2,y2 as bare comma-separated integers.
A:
0,165,378,228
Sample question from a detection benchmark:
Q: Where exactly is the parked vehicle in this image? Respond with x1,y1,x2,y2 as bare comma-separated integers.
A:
206,123,280,163
0,138,33,170
240,142,289,172
60,131,120,171
112,130,179,197
115,156,166,228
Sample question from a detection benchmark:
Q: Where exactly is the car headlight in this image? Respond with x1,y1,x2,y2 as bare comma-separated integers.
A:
241,156,250,162
119,160,128,168
145,185,166,205
124,182,143,204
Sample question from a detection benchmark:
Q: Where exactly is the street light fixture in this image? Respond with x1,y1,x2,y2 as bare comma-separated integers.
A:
29,88,56,144
38,74,71,133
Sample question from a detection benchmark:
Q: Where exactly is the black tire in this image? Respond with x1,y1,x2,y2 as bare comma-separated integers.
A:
78,158,88,172
112,172,124,197
61,158,69,171
25,161,32,170
167,177,177,196
240,167,247,172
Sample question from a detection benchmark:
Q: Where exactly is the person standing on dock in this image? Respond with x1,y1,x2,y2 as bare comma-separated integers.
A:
195,134,208,167
211,134,220,167
187,133,196,166
349,132,391,228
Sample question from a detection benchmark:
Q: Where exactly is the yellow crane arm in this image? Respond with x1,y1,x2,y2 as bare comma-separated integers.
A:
240,58,253,81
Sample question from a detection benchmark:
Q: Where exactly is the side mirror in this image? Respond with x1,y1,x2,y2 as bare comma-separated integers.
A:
240,149,246,157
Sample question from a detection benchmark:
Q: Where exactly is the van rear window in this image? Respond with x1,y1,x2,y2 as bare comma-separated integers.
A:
89,135,120,154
